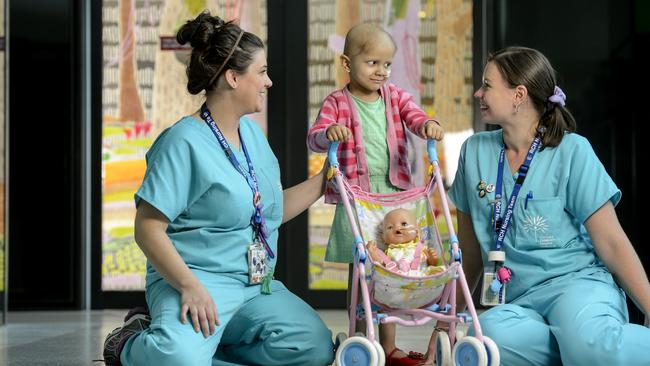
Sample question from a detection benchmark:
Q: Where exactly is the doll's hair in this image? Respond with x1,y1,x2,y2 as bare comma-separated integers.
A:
374,221,386,250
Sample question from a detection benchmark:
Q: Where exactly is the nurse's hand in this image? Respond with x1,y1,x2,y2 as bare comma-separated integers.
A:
180,281,220,338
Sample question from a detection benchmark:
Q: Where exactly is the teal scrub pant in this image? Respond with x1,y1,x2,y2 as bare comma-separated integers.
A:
471,267,650,366
121,273,334,366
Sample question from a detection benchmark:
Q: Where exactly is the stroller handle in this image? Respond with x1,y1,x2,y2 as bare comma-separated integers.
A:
327,141,340,167
328,140,438,165
427,139,438,163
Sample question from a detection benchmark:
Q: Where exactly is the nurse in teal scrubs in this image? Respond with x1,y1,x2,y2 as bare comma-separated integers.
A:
448,47,650,365
102,11,334,366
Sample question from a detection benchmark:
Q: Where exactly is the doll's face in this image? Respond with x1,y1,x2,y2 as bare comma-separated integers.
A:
382,209,419,244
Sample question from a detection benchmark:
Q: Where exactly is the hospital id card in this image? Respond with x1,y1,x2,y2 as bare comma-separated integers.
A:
480,271,506,306
247,241,269,285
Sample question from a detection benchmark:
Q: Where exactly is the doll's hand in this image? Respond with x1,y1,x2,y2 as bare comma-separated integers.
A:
421,120,444,141
426,248,441,266
366,240,384,264
326,125,352,142
367,240,377,248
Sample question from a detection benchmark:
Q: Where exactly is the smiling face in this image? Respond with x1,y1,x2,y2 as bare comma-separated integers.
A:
343,35,395,101
382,209,419,244
235,49,272,114
473,61,517,125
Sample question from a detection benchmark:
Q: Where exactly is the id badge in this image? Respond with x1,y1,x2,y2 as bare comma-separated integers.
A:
247,241,269,285
480,271,506,306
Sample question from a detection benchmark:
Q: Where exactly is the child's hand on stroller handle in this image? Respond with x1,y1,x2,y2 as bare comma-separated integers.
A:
326,125,352,142
421,119,444,141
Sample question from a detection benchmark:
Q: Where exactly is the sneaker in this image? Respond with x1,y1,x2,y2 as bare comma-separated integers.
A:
122,306,150,322
102,311,151,365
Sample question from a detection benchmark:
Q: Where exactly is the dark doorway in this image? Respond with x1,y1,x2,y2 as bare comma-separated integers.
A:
8,0,83,309
485,0,648,323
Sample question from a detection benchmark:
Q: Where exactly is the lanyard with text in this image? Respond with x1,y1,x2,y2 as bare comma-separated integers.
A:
200,103,274,259
492,136,542,252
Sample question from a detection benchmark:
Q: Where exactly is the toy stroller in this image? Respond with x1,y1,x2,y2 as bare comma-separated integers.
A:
328,140,499,366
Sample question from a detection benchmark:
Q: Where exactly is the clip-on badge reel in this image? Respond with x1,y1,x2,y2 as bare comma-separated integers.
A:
481,250,511,306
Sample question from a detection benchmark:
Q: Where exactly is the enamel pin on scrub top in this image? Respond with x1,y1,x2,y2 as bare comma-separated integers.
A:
477,180,486,197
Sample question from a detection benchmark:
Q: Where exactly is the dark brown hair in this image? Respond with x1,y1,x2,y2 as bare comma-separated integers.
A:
176,11,264,94
488,46,576,147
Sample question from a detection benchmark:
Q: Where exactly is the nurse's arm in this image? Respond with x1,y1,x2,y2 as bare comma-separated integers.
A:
585,201,650,325
134,200,219,337
281,161,327,224
437,210,483,331
456,211,484,311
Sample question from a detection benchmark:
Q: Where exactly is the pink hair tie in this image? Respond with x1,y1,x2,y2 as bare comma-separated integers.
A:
548,86,566,107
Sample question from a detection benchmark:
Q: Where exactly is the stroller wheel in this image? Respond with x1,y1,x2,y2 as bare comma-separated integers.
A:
455,329,465,343
482,336,500,366
335,332,348,350
435,331,452,366
452,336,488,366
373,340,385,366
335,336,379,366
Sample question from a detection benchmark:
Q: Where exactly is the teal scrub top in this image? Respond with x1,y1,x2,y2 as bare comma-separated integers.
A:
449,130,621,301
135,116,283,285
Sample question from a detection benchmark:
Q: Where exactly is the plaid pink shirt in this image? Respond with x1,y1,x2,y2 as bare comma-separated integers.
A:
307,83,437,203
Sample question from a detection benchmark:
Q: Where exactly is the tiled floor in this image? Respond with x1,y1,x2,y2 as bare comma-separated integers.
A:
0,309,440,365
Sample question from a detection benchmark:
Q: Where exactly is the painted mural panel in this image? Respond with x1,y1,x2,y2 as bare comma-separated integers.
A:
102,0,267,291
307,0,474,290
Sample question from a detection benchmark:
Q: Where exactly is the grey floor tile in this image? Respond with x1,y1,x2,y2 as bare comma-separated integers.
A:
0,309,443,365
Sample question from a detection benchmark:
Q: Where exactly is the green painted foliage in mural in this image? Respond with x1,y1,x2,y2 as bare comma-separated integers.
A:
184,0,207,17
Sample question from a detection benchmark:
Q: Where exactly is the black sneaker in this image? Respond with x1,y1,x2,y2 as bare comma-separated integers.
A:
102,311,151,365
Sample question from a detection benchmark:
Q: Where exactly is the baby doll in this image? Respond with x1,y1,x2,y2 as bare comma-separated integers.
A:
366,208,444,276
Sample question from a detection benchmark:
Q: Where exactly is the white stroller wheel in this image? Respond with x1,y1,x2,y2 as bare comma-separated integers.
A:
373,340,385,366
335,336,379,366
455,322,469,342
455,329,465,343
435,331,452,366
452,336,488,366
335,332,348,350
481,336,500,366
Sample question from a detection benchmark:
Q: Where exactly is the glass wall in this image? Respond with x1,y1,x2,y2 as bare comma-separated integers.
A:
307,0,474,290
101,0,267,291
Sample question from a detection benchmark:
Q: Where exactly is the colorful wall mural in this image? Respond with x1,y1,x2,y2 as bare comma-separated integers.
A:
101,0,267,291
101,0,473,293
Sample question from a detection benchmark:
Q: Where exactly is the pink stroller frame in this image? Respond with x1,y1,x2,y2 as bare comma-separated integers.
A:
328,141,499,366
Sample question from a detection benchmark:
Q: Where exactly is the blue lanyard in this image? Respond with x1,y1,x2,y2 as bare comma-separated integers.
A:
492,136,541,252
200,103,274,258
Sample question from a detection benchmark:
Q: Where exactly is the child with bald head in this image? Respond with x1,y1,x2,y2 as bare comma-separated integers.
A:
307,23,444,366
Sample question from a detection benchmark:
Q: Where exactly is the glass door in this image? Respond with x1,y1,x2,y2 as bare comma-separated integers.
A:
305,0,475,303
